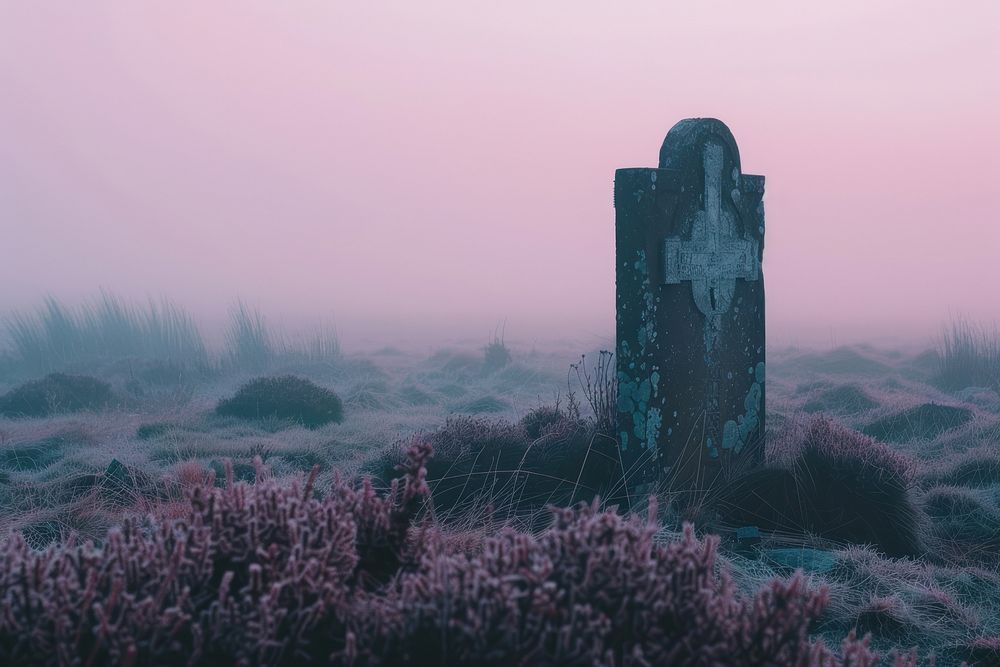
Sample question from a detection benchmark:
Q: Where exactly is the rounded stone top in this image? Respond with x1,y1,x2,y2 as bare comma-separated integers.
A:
658,118,742,172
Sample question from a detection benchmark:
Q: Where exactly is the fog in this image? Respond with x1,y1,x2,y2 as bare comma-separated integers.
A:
2,1,998,351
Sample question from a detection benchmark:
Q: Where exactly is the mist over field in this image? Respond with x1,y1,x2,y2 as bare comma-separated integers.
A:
2,1,999,350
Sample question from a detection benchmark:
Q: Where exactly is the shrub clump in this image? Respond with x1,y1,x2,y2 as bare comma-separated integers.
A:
521,404,569,438
216,375,343,428
0,373,113,418
0,442,919,666
369,412,622,527
717,418,921,556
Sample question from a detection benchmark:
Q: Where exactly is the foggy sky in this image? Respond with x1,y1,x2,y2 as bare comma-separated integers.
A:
2,1,998,349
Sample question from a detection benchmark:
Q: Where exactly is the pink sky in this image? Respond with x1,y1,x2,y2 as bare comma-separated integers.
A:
1,1,998,348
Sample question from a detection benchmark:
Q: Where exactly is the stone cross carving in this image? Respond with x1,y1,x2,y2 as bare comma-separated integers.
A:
614,119,765,493
663,142,759,320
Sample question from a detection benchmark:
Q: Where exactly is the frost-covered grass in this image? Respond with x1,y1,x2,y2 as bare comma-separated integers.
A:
1,341,999,663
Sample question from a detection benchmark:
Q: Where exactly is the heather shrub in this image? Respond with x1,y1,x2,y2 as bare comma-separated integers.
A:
717,419,921,556
0,443,916,666
216,375,344,428
0,373,113,418
863,403,973,443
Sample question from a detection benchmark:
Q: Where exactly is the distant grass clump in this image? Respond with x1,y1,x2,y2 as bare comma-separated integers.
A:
224,300,274,371
482,326,512,374
0,373,113,418
935,318,1000,392
3,292,207,374
224,301,342,370
216,375,344,428
717,418,921,556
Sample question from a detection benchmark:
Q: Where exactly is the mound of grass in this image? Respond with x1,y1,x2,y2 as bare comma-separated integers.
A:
863,403,973,443
216,375,344,428
921,485,1000,564
716,419,921,556
0,373,113,418
802,384,878,415
782,346,892,376
926,450,1000,488
368,412,622,525
0,438,66,471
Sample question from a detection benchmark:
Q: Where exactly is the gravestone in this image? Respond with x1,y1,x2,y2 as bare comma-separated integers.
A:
615,118,765,491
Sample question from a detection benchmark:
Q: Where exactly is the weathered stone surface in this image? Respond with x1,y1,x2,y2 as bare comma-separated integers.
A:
615,118,765,490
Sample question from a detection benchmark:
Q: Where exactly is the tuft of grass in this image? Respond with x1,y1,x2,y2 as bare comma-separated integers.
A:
935,317,1000,393
216,375,344,428
4,292,207,374
224,300,274,371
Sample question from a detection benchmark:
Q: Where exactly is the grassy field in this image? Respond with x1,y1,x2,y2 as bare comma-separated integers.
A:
1,315,999,664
